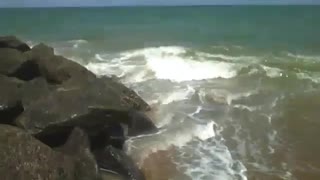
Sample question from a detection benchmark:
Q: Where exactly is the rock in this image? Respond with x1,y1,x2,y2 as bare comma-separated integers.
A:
24,43,96,84
90,122,126,150
94,146,145,180
0,124,75,180
10,43,53,81
0,36,31,52
99,76,150,111
101,171,126,180
15,77,155,147
0,75,24,124
60,127,100,180
28,43,54,57
21,77,51,107
0,48,27,75
127,110,157,136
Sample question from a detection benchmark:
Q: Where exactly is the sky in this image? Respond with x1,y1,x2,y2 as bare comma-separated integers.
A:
0,0,319,7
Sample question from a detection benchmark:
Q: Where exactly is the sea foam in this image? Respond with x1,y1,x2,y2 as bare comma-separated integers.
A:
86,46,238,83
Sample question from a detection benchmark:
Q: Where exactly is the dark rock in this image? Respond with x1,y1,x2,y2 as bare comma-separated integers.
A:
60,127,100,180
28,43,54,57
0,75,24,124
21,77,50,108
9,59,42,81
94,146,145,180
99,76,150,111
127,110,157,136
15,77,154,144
90,123,126,150
24,43,96,85
0,36,31,52
0,124,75,180
0,48,27,75
12,43,53,81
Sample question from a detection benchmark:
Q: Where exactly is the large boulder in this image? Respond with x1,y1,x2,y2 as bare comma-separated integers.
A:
0,48,27,75
0,125,101,180
0,125,75,180
0,75,24,124
0,36,31,52
15,77,154,143
94,146,145,180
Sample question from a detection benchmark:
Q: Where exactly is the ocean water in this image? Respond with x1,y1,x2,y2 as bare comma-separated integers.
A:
1,6,320,180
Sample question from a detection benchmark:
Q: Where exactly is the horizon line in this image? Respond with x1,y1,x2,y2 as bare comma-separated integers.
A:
0,4,319,8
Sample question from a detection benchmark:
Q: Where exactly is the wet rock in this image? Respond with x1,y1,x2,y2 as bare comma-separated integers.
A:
90,123,126,150
0,36,31,52
60,127,100,180
94,146,145,180
0,124,75,180
0,38,154,179
101,171,126,180
127,110,157,136
0,48,27,75
99,76,150,111
0,75,24,124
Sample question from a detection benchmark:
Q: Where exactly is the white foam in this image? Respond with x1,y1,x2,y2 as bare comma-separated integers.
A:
125,118,216,165
287,53,320,61
80,46,251,180
68,39,88,48
26,40,37,48
86,46,239,83
175,138,247,180
262,65,284,78
296,72,320,83
196,52,259,62
145,51,237,82
95,54,105,61
160,86,195,104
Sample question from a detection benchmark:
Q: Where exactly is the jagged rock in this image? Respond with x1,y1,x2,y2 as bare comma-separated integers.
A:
9,43,53,81
15,76,155,146
0,48,27,75
23,43,96,84
0,75,24,124
94,146,145,180
0,125,75,180
0,37,154,180
0,36,31,52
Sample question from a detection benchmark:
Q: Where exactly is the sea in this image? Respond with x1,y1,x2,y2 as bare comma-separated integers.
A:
1,6,320,180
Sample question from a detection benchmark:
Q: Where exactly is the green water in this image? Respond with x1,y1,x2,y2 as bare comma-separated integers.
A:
1,6,320,180
1,6,320,52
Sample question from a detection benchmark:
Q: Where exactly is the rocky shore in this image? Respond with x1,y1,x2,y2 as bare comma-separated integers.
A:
0,36,157,180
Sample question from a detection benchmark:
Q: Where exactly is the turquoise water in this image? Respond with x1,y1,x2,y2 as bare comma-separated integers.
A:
1,6,320,52
1,6,320,180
